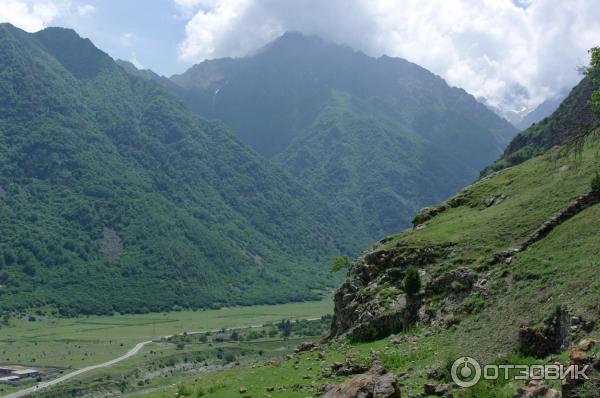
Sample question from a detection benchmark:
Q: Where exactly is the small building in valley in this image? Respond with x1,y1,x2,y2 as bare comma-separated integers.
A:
0,376,20,384
13,369,40,378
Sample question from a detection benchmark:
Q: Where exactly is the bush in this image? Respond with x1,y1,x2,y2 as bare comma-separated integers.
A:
330,255,350,273
403,266,421,296
576,381,600,398
591,171,600,194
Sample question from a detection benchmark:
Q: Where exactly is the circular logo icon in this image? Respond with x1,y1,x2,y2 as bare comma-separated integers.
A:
451,356,482,388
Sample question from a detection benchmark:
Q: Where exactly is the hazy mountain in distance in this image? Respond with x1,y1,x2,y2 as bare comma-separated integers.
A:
163,32,517,238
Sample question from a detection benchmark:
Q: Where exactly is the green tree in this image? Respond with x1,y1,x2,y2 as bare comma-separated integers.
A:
403,266,421,296
587,47,600,113
330,255,350,273
591,171,600,194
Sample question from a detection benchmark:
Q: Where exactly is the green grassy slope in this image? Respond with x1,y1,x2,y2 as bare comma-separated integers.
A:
143,141,600,398
0,24,369,315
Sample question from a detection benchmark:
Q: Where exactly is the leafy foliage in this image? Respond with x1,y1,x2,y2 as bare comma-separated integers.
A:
403,266,421,296
588,47,600,113
592,171,600,194
0,24,366,315
330,255,350,273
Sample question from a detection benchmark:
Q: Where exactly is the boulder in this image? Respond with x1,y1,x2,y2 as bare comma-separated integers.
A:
423,383,451,396
324,363,400,398
294,342,317,353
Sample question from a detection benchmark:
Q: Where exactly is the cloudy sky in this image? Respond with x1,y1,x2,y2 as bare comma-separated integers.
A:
2,0,599,116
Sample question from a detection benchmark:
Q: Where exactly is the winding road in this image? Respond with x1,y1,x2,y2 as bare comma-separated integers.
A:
3,318,321,398
3,340,152,398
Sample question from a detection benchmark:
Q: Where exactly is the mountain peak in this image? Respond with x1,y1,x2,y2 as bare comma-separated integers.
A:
34,26,113,79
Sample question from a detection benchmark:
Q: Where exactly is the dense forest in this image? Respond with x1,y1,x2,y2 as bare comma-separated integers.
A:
0,24,369,316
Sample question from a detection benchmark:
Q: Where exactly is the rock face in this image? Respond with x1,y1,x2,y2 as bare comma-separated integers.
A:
96,227,123,258
562,339,599,397
518,308,591,358
324,362,401,398
329,243,487,341
328,246,438,341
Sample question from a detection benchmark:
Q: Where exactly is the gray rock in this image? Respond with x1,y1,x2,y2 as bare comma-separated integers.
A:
324,364,401,398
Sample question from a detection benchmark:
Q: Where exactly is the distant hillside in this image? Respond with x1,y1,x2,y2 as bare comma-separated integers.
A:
0,24,368,316
515,93,566,130
485,72,600,174
164,32,517,238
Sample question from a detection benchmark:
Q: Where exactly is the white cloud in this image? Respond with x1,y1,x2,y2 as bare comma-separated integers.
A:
120,32,136,47
77,4,96,16
176,0,600,114
0,0,60,32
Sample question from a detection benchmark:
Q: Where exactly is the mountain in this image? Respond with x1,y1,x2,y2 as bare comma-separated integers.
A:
0,24,369,316
165,32,517,238
485,71,600,174
515,92,566,130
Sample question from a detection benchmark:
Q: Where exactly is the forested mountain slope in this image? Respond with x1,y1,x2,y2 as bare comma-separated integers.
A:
0,24,368,315
166,33,517,238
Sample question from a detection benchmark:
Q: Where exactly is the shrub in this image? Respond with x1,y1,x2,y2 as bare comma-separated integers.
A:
403,266,421,296
330,255,350,273
591,171,600,194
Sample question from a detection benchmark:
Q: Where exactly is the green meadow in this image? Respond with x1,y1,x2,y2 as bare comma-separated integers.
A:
0,298,331,368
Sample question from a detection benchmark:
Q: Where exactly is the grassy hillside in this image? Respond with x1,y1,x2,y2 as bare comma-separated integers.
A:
165,32,516,238
112,73,600,397
0,24,369,316
126,136,600,398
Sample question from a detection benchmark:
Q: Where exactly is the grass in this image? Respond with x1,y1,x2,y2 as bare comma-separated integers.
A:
121,143,600,398
0,298,332,396
6,147,600,398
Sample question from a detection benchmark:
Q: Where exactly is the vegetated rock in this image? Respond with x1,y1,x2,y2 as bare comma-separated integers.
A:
427,267,475,295
331,359,369,376
561,339,600,397
514,380,558,398
0,186,5,197
423,383,451,396
96,227,123,258
412,204,449,227
294,342,317,353
324,361,401,398
518,307,576,358
484,194,507,207
329,245,451,341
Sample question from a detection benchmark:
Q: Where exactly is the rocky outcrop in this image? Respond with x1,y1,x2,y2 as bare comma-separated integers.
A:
294,342,317,353
96,227,123,258
329,245,450,341
561,339,600,397
518,308,591,358
324,361,401,398
329,243,485,341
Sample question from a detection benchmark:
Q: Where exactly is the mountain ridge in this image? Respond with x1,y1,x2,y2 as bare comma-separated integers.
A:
0,23,369,315
156,32,518,239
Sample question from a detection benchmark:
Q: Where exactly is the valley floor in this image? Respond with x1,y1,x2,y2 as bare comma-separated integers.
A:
0,298,332,397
